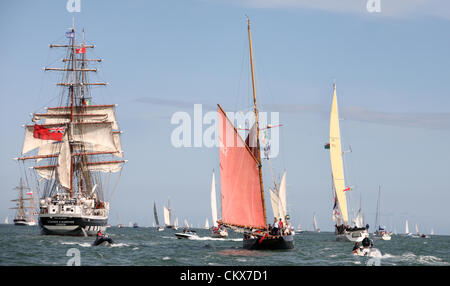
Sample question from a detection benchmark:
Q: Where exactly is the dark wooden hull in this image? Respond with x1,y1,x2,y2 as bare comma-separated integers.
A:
243,234,294,250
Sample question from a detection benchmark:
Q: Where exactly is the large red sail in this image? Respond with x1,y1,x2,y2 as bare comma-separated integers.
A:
218,105,266,229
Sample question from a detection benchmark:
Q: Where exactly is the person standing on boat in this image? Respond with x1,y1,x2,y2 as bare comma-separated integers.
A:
272,218,279,235
278,218,284,235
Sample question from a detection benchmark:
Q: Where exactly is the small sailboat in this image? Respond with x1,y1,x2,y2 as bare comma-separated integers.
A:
153,202,164,231
373,186,391,240
11,178,37,226
327,84,368,242
210,170,228,238
173,217,179,230
163,197,175,229
296,220,303,234
405,219,411,236
216,18,294,250
4,217,9,224
204,218,210,229
414,223,428,238
313,213,320,233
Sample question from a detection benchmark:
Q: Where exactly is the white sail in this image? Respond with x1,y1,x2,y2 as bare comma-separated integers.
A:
205,218,209,229
184,218,189,228
163,206,171,226
57,135,71,189
174,217,179,228
353,208,364,228
431,228,434,235
405,219,410,234
313,214,319,232
415,224,419,234
278,170,287,220
269,188,281,220
210,171,218,227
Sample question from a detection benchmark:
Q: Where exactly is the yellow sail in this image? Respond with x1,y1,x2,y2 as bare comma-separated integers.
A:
329,84,348,224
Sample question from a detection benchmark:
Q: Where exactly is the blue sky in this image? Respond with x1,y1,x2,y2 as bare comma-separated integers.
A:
1,0,449,234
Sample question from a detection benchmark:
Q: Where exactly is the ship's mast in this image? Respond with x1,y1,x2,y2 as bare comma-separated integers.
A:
247,17,267,226
69,22,75,197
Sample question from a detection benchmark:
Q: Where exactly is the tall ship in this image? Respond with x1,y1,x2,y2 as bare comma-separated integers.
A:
327,84,368,242
15,23,126,236
217,18,294,250
11,178,37,226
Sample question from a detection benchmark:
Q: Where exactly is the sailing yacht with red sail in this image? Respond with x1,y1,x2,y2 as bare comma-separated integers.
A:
217,18,294,250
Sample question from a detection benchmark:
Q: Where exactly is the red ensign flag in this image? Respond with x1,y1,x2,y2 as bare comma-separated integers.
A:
75,47,86,54
33,125,65,141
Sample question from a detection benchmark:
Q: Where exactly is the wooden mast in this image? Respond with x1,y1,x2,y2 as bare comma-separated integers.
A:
247,17,267,227
69,21,75,198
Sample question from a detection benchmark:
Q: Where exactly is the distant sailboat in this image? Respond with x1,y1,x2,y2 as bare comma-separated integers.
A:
313,213,320,233
153,202,164,231
4,217,9,224
373,186,391,240
11,178,37,226
430,228,434,236
296,220,303,234
174,217,179,230
210,170,228,238
216,18,294,250
327,84,368,242
164,197,174,229
204,218,209,229
405,219,411,236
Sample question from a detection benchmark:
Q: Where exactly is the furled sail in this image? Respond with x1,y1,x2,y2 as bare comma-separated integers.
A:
218,105,266,229
329,85,349,224
44,105,119,130
210,171,218,227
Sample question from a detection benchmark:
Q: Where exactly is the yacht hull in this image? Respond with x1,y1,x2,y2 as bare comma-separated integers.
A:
39,214,108,236
243,234,294,250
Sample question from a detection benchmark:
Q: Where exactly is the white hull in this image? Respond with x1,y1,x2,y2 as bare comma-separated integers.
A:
336,229,368,242
14,220,37,226
175,232,198,239
211,230,228,238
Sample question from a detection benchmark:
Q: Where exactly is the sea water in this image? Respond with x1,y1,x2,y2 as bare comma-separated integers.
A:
0,224,448,266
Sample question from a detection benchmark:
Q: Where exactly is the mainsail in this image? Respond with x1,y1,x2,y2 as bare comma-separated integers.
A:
163,206,171,227
313,214,319,232
329,84,349,224
218,106,266,229
269,171,287,221
153,202,160,227
405,219,410,234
